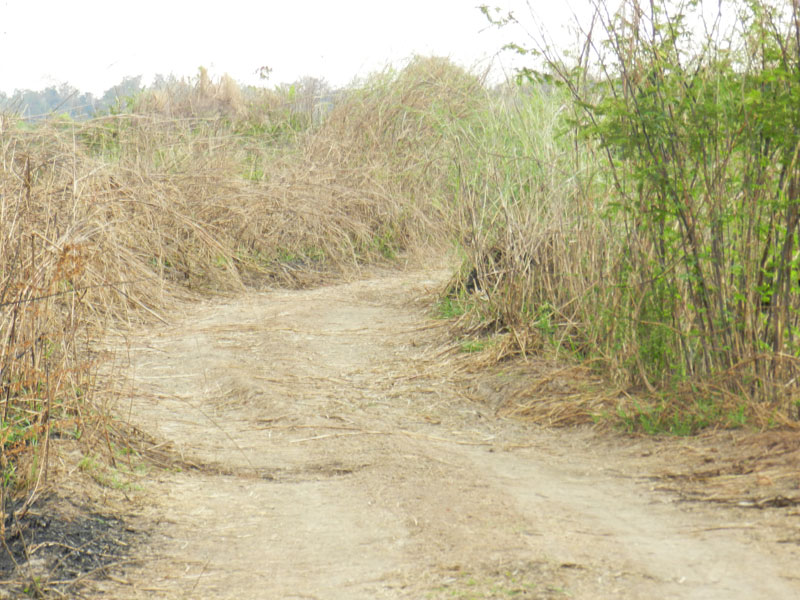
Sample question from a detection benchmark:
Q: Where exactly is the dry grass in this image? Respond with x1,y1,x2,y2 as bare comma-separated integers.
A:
0,58,490,528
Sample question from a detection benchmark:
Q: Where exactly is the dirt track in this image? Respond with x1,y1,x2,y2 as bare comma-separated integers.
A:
95,271,800,599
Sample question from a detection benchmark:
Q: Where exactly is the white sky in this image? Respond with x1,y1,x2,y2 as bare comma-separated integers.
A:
0,0,592,95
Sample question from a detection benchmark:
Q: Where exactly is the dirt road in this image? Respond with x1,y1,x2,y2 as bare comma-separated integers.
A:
96,271,800,599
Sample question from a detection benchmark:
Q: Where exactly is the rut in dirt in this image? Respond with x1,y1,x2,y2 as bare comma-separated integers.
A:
94,271,799,600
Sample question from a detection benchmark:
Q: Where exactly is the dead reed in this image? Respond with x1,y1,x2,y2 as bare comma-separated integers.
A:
0,58,491,522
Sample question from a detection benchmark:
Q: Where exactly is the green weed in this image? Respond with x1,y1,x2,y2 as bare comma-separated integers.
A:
436,295,471,319
78,453,143,492
613,394,739,436
459,338,494,353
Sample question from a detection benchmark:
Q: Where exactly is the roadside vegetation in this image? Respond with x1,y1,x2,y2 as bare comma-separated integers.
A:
459,0,800,433
0,57,475,522
2,0,800,548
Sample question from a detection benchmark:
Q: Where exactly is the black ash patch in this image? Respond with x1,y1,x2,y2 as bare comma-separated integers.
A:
1,493,135,597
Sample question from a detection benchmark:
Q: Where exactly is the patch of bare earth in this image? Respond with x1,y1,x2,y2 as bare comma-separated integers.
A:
82,270,799,599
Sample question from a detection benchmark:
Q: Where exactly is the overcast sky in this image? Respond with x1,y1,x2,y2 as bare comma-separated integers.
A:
0,1,592,95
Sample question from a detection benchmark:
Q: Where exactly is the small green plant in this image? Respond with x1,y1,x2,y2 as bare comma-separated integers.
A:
436,294,470,319
2,463,17,489
276,248,301,263
242,153,266,181
614,393,733,436
726,405,749,429
78,453,142,491
78,453,99,473
23,576,43,598
372,230,397,259
459,338,493,353
533,302,555,337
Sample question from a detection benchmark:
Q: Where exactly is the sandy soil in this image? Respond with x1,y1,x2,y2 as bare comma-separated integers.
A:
88,270,800,599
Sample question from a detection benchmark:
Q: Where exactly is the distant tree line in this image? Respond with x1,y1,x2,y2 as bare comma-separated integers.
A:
0,75,146,120
0,72,339,122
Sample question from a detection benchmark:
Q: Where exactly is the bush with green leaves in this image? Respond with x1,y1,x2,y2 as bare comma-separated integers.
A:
473,0,800,420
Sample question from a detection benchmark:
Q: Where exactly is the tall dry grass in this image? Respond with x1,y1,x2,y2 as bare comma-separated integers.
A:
447,83,609,344
0,58,492,519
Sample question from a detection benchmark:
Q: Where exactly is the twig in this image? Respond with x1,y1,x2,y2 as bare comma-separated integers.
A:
685,524,757,533
48,559,137,586
290,431,376,443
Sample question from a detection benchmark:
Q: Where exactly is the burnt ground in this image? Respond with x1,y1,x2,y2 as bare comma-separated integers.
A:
0,489,135,598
